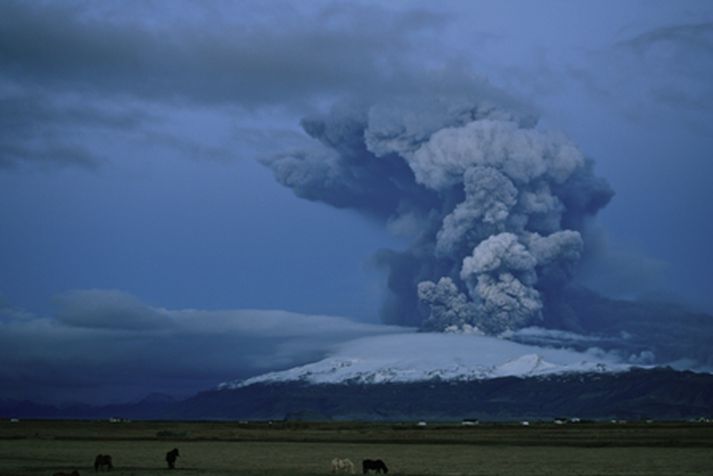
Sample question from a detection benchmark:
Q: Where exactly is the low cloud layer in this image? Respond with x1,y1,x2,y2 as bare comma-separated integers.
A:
2,288,710,407
0,290,407,404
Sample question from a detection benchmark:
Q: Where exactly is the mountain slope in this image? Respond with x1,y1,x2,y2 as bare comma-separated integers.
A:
2,367,711,420
186,368,713,421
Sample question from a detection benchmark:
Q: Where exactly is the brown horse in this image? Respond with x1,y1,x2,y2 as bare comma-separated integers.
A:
166,448,180,469
94,454,113,471
53,471,80,476
362,459,388,474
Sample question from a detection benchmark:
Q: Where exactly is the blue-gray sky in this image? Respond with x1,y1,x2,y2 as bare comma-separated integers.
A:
1,0,712,404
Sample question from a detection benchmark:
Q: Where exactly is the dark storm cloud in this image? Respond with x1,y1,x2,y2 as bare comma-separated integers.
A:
614,22,713,111
0,1,448,108
0,291,406,404
0,89,151,168
0,93,143,131
563,21,713,127
0,142,97,169
0,1,455,168
617,22,713,55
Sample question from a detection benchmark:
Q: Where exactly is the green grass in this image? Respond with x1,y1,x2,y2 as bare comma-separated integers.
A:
0,420,712,476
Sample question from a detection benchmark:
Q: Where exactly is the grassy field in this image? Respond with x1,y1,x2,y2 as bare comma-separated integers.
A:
0,420,711,476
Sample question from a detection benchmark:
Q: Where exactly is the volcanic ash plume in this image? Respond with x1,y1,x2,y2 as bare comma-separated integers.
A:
263,97,613,334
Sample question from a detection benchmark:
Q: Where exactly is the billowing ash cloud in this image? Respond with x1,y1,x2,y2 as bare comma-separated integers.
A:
263,94,613,333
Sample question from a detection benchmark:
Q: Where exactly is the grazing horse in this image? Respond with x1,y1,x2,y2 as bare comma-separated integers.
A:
53,471,80,476
166,448,180,469
331,458,356,474
362,459,388,474
94,454,113,472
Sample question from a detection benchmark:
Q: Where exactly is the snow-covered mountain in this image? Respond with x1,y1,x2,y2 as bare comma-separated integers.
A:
220,332,633,389
6,333,709,421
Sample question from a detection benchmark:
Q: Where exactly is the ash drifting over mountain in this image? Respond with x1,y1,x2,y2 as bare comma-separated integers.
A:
263,94,612,334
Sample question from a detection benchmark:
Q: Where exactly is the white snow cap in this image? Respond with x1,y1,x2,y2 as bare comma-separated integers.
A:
221,333,632,388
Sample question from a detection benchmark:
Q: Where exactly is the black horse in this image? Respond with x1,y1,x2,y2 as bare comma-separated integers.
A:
94,454,113,472
362,459,388,474
166,448,180,469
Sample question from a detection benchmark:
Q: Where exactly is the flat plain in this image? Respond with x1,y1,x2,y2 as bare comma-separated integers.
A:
0,420,711,476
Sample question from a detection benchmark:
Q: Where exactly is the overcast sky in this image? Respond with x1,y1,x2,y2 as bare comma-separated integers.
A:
1,0,712,404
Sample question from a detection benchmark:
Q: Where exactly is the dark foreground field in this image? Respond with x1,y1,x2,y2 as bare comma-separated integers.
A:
0,420,711,476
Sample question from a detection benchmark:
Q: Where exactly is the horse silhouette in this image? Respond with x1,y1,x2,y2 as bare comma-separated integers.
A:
362,459,388,474
94,454,113,472
166,448,180,469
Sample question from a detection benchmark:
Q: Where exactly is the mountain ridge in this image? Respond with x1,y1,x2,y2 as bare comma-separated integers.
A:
2,367,712,421
184,367,713,421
